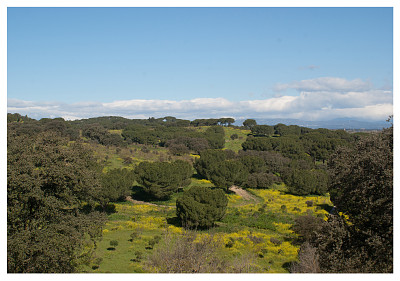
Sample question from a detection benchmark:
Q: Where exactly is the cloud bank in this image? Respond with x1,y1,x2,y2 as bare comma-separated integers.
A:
8,77,392,122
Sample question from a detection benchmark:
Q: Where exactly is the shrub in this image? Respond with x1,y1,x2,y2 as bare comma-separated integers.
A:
306,200,314,207
109,240,119,250
146,231,259,273
270,237,282,246
290,242,320,273
176,186,228,229
130,231,140,241
133,251,143,262
291,214,324,242
148,235,162,249
230,133,239,140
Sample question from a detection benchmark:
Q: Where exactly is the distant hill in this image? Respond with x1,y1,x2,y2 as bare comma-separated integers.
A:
235,118,390,130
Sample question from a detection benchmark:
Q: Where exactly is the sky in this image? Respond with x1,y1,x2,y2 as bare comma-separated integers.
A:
7,6,394,121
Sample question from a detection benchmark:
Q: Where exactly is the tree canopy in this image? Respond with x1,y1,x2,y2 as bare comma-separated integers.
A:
176,186,228,229
134,160,193,200
7,130,106,273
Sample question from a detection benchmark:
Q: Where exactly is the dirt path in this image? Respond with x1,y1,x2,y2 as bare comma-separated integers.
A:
125,196,172,208
229,185,261,203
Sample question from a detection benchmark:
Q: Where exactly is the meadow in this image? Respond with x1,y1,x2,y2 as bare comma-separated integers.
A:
83,179,331,273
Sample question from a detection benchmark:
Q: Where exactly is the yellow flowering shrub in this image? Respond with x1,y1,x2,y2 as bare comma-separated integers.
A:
166,225,183,234
250,189,331,216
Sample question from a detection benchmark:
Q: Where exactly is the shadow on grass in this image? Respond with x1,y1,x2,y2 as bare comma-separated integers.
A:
166,216,181,227
316,203,334,213
130,185,162,202
282,261,292,272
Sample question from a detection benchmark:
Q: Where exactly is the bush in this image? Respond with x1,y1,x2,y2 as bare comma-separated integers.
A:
244,172,279,189
291,215,324,242
145,231,259,273
270,237,282,246
176,186,228,229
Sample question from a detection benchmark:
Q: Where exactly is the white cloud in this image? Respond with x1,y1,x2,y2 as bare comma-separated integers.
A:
274,77,373,92
7,77,392,122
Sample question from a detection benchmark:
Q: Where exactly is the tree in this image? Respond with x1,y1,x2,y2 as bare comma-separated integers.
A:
209,160,249,191
134,160,193,200
285,169,328,195
251,125,274,137
7,130,106,273
205,126,225,149
324,126,393,272
194,149,235,179
243,119,257,129
98,168,135,209
176,186,228,229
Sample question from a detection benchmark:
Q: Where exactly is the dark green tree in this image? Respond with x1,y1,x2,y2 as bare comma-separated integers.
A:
205,126,225,149
7,130,106,273
176,186,228,229
194,149,235,179
243,119,257,129
251,125,274,137
98,168,135,209
134,160,193,200
323,126,393,272
209,160,249,191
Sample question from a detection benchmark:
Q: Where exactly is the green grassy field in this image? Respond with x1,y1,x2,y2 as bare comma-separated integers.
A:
82,126,332,273
82,180,331,273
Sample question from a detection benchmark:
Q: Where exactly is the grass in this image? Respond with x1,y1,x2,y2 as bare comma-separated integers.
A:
223,127,251,152
83,179,332,273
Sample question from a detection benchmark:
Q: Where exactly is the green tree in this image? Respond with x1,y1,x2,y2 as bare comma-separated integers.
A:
285,169,328,195
176,186,228,229
194,149,235,179
209,160,249,191
323,126,393,272
98,168,135,209
7,130,106,273
134,160,193,200
243,119,257,129
251,125,274,137
205,126,225,149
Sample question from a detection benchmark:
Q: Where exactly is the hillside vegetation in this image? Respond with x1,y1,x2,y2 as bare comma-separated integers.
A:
7,113,392,273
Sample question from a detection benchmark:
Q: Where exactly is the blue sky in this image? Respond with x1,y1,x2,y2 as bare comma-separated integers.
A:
7,7,393,121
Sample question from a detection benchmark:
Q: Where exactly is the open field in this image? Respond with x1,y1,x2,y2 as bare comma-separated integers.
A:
83,180,332,273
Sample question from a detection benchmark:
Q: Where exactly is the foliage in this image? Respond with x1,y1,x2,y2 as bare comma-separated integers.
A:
194,149,235,179
244,172,280,189
165,136,210,155
285,169,329,195
321,126,393,272
7,130,106,273
176,186,228,229
251,125,274,137
291,214,324,242
82,123,125,146
98,168,135,208
242,118,257,129
204,126,225,149
290,242,320,273
134,160,193,200
209,160,249,191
